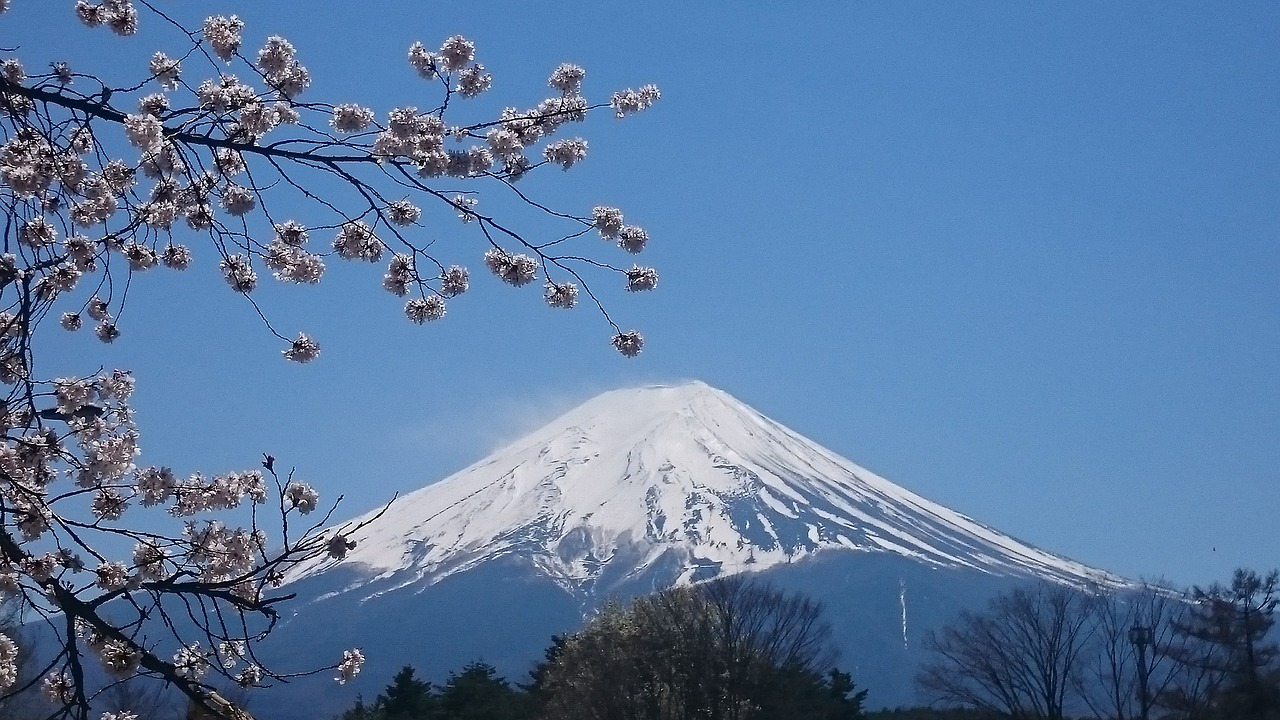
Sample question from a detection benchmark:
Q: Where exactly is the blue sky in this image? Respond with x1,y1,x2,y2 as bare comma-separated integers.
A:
12,1,1279,587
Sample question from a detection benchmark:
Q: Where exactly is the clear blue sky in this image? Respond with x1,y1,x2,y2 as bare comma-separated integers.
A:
13,1,1279,588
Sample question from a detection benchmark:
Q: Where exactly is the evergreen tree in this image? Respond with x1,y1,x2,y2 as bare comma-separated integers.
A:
438,662,526,720
521,634,567,714
335,695,380,720
825,669,871,719
753,666,867,720
376,666,435,720
1164,568,1280,719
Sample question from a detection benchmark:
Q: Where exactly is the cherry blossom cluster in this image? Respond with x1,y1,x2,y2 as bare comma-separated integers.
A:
545,281,579,309
611,85,662,118
81,627,141,679
612,331,645,358
0,0,664,716
256,35,310,99
483,247,539,287
0,633,15,688
0,368,365,714
336,648,365,685
6,8,658,360
73,0,138,36
41,671,74,704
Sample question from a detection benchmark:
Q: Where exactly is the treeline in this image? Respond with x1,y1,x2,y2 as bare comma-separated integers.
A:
335,663,526,720
865,711,1004,720
337,661,864,720
339,568,1279,720
336,576,867,720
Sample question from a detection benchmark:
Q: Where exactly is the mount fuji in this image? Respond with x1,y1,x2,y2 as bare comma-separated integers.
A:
256,381,1127,717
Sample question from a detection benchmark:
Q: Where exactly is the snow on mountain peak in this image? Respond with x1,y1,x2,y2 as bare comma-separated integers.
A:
286,381,1121,598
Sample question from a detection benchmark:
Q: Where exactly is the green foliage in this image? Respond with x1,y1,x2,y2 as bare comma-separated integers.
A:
334,662,527,720
335,695,379,720
752,667,868,720
380,666,434,720
438,662,528,720
825,669,872,719
521,632,566,713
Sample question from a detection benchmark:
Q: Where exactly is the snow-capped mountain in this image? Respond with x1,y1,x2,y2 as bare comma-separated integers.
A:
256,381,1128,717
287,381,1119,599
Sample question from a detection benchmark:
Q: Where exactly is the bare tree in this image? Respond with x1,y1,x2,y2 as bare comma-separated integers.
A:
918,582,1099,720
0,1,663,718
1077,582,1188,720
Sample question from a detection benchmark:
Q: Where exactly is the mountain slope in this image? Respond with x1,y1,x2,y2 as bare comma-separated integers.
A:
286,381,1120,601
252,381,1132,718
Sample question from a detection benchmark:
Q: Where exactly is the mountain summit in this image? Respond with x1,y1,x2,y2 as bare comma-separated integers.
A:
287,381,1117,599
260,381,1127,717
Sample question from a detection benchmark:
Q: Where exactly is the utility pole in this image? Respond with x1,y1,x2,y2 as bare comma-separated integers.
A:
1129,623,1153,720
